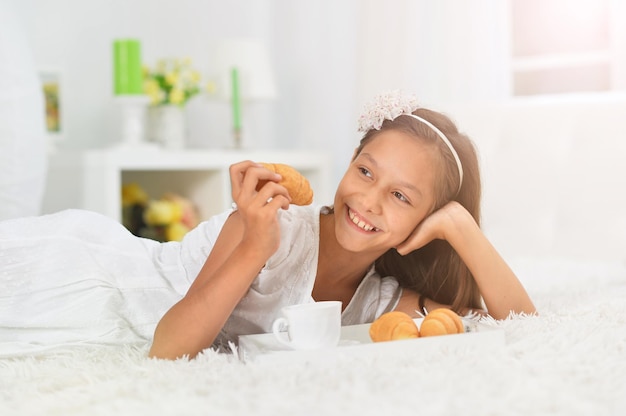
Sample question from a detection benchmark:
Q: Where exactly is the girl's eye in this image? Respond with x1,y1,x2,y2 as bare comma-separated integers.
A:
358,167,372,178
393,191,408,203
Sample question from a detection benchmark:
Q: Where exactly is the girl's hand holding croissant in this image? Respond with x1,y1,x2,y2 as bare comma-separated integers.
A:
229,161,292,258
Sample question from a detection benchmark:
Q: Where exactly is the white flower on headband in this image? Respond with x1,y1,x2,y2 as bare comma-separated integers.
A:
357,90,420,132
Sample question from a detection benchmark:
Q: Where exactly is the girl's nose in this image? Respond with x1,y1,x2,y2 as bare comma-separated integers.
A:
362,188,383,215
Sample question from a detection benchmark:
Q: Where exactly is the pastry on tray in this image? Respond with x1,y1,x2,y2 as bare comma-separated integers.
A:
369,308,464,342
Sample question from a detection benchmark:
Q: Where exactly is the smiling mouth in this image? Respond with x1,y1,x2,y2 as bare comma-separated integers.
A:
348,208,379,232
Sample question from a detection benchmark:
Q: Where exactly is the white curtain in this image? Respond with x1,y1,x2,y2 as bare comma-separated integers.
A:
354,0,511,108
269,0,510,182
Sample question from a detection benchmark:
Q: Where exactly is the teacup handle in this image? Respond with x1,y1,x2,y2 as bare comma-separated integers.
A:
272,317,293,348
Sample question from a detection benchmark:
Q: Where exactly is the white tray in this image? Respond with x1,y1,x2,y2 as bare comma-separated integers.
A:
238,318,505,363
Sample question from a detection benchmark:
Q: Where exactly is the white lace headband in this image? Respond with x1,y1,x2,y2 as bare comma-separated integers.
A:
357,90,463,194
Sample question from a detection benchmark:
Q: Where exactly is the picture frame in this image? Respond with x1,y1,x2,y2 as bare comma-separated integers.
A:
39,69,64,150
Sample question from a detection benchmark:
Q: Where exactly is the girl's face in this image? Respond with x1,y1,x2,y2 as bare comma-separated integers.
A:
333,130,438,255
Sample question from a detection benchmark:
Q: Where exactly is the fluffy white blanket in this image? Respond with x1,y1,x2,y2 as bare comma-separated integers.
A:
1,259,625,416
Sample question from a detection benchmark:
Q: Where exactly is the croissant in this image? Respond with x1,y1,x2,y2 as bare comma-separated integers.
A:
257,163,314,206
419,308,465,337
369,311,419,342
369,308,465,342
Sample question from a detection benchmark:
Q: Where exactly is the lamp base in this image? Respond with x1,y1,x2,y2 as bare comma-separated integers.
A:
115,95,150,146
233,128,242,149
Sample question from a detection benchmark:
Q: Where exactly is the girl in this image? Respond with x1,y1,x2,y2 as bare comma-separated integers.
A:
149,91,535,359
0,91,535,360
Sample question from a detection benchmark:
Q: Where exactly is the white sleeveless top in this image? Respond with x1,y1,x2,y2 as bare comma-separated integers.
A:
0,206,401,356
178,204,402,348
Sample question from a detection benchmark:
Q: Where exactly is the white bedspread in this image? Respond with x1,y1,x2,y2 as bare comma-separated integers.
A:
1,258,625,415
0,209,190,356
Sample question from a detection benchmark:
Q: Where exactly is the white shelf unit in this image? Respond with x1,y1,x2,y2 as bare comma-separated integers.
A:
42,148,333,223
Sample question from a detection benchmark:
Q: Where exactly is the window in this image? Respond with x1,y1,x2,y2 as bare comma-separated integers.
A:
510,0,616,96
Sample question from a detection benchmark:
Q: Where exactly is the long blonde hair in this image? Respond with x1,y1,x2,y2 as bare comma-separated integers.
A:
355,108,484,312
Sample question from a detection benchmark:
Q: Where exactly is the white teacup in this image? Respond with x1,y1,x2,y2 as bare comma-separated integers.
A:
272,301,342,350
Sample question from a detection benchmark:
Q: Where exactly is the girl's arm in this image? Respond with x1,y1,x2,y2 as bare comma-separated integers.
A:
149,161,291,360
396,201,536,320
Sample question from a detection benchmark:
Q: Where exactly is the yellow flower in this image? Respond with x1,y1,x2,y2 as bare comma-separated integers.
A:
165,222,190,242
121,183,149,207
169,88,185,105
165,71,179,86
144,79,164,105
143,200,183,226
144,78,160,95
145,57,201,107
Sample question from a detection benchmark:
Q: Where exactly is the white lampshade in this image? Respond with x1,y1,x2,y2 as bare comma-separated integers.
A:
212,38,277,101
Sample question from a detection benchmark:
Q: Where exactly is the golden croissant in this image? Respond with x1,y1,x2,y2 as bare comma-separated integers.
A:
369,308,465,342
369,311,419,342
257,163,314,206
419,308,465,337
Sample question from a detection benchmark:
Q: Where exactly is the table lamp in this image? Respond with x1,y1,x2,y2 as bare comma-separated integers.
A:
113,38,150,147
212,38,277,148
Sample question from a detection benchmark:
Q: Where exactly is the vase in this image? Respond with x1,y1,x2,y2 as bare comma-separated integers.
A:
151,105,186,149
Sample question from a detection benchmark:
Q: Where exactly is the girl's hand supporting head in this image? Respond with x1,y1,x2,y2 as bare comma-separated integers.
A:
396,201,470,256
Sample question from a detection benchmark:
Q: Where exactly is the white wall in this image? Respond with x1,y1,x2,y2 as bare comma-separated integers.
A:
13,0,511,180
14,0,275,148
445,93,626,264
10,0,626,264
